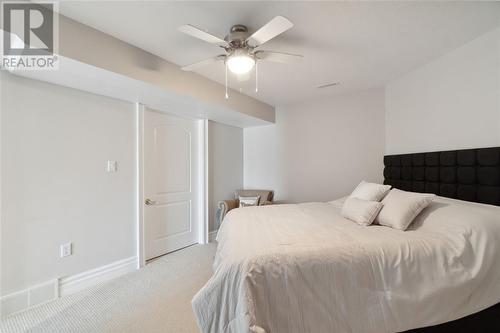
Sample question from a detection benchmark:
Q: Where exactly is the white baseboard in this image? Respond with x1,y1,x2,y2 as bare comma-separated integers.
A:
59,256,138,297
1,256,138,317
1,279,58,317
208,230,218,242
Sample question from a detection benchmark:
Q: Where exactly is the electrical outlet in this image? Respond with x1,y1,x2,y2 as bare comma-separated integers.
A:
60,242,72,258
107,160,117,173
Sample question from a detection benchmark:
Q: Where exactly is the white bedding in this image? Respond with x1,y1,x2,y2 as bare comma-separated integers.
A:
192,196,500,333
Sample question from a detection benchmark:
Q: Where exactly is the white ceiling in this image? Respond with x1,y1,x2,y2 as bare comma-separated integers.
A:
58,1,500,107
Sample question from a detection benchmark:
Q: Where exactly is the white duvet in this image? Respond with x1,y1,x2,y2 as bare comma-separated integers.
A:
192,196,500,333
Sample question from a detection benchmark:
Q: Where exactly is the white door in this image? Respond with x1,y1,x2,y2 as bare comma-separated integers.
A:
144,109,201,260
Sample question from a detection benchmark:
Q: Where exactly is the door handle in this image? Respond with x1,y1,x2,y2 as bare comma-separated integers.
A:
145,198,155,205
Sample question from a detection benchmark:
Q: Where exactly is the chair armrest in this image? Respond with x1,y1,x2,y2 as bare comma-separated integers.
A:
217,199,239,225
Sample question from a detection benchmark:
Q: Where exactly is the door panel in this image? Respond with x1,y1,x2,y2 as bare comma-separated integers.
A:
153,125,191,194
144,109,200,260
150,201,192,239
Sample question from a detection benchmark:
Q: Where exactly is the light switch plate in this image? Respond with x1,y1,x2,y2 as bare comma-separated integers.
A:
60,242,72,258
107,161,117,173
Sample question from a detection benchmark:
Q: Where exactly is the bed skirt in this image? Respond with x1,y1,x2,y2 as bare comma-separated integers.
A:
405,302,500,332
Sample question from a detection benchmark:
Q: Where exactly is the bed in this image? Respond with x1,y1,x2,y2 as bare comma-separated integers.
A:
192,147,500,333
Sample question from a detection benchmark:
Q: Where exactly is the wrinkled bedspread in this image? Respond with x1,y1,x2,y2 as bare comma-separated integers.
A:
192,197,500,333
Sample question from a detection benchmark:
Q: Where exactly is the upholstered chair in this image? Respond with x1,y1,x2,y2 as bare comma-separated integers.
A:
216,190,274,226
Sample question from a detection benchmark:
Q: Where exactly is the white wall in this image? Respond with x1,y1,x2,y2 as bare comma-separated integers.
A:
208,121,243,231
385,27,500,154
1,72,136,295
244,88,386,203
0,72,244,297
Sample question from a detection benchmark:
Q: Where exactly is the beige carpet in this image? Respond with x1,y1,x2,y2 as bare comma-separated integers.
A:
1,243,217,333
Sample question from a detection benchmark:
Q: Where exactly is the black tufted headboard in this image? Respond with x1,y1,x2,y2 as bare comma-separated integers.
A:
383,147,500,206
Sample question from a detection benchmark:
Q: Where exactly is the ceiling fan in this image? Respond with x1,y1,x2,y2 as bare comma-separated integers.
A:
178,16,303,97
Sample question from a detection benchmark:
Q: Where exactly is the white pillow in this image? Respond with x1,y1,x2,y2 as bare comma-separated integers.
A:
341,197,383,226
350,181,391,201
239,195,260,208
375,189,435,231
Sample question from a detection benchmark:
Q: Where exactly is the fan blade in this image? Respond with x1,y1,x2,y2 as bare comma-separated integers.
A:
181,56,225,71
255,51,303,64
246,16,293,47
179,24,229,47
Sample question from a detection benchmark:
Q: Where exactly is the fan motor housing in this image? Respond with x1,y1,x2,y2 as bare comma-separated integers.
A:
226,25,249,47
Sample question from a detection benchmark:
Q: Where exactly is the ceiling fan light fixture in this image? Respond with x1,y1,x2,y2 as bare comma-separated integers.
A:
178,16,301,98
226,50,255,75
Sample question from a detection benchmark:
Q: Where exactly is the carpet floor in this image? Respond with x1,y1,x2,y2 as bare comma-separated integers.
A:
1,243,217,333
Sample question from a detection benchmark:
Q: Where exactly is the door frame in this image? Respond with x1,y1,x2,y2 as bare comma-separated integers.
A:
136,103,208,268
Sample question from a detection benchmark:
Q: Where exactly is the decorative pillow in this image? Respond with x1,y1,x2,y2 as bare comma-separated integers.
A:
350,181,391,202
375,189,435,231
341,197,384,226
239,195,260,208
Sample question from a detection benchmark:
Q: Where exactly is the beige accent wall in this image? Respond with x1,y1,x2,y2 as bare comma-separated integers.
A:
58,15,275,124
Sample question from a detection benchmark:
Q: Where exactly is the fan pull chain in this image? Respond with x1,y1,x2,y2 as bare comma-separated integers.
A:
225,62,229,99
255,61,258,93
